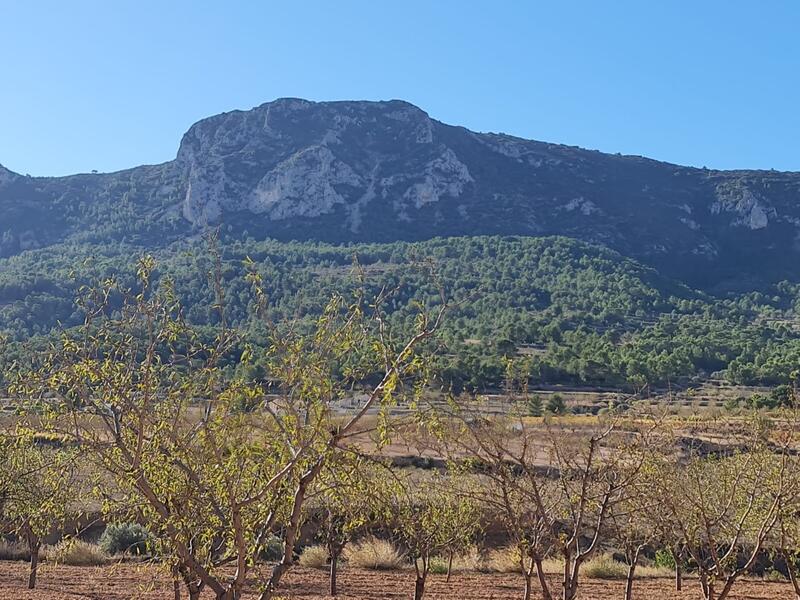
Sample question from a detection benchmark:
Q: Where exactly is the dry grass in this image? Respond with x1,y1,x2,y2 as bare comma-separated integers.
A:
343,538,405,570
484,547,522,573
298,545,329,569
0,540,30,561
46,540,108,566
582,554,629,579
636,563,674,578
581,554,673,579
429,548,485,574
484,547,563,574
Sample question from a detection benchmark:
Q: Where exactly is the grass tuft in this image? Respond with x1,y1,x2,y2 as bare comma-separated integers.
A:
343,537,405,570
46,539,109,566
298,544,329,569
582,554,628,579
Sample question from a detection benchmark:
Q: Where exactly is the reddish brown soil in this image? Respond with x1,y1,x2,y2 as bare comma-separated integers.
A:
0,561,794,600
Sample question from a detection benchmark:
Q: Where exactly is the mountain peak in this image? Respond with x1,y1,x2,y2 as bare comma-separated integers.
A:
0,163,18,186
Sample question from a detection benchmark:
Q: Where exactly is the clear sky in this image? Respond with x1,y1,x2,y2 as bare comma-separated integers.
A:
1,0,798,176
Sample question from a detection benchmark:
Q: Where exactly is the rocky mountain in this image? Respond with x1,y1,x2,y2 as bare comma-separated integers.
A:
2,98,800,289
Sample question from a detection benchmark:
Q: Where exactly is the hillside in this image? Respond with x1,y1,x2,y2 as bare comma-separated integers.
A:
2,235,800,390
2,99,800,290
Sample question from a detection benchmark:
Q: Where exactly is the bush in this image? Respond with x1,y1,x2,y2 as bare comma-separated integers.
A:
261,534,284,561
653,548,675,569
0,540,30,561
429,555,450,574
343,537,405,570
47,540,108,566
99,522,151,555
298,544,328,569
582,554,628,579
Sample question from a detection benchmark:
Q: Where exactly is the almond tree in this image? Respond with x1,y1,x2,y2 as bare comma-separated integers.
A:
0,428,81,589
440,413,557,600
605,484,659,600
307,455,387,596
437,397,654,600
653,442,788,600
776,494,800,600
13,254,447,600
381,470,480,600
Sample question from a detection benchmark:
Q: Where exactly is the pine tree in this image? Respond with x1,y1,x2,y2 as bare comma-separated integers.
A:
546,393,567,415
527,394,543,417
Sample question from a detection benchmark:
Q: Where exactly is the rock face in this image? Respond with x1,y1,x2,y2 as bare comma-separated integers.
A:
2,98,800,289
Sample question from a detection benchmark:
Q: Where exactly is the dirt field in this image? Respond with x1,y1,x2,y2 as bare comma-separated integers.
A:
0,562,794,600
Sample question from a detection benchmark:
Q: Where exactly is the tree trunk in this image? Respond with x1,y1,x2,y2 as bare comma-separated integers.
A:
27,541,40,590
562,555,578,600
675,559,682,592
414,574,427,600
533,557,553,600
260,461,323,600
563,580,578,600
187,586,202,600
181,572,203,600
522,571,533,600
330,550,339,596
784,551,800,599
173,579,181,600
24,525,41,591
699,570,714,600
624,564,636,600
446,550,454,583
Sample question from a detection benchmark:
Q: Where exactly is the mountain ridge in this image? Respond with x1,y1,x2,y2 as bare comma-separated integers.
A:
2,98,800,289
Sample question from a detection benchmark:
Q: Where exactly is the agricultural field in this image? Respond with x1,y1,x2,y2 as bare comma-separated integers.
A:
0,562,794,600
3,257,800,600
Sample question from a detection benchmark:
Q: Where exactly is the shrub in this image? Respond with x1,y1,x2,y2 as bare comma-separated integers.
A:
653,548,675,569
763,569,787,582
47,539,109,566
429,555,449,574
260,534,284,561
343,537,405,570
298,544,328,569
99,522,151,555
453,547,485,572
582,554,628,579
0,540,30,561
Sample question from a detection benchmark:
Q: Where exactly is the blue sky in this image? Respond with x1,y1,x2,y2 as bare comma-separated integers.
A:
1,1,798,176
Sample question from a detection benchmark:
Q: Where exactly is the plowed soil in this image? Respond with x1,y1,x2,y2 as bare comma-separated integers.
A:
0,562,793,599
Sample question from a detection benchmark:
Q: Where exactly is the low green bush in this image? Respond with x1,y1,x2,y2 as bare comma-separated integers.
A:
99,522,151,555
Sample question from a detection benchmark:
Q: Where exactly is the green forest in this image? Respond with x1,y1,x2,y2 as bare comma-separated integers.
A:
2,234,800,391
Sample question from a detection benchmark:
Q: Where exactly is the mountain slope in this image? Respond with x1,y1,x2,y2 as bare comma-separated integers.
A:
2,98,800,289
